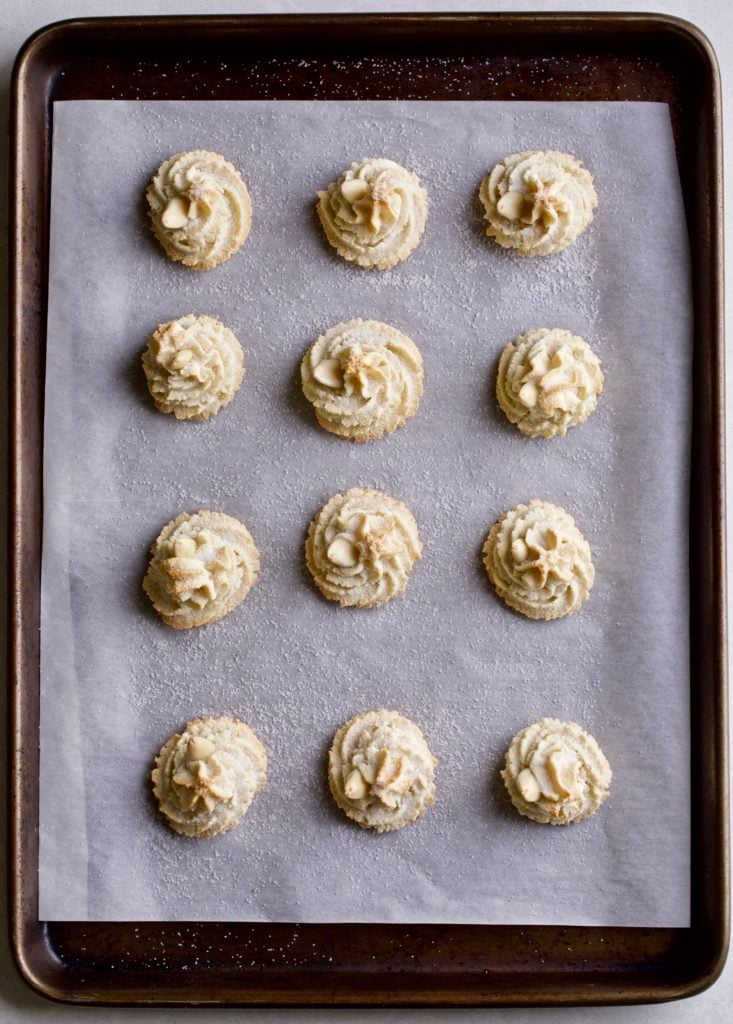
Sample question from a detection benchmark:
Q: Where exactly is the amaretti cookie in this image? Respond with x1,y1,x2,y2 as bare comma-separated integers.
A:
479,150,597,256
142,314,244,421
502,718,611,825
143,510,260,629
301,318,423,441
306,487,422,608
152,716,267,837
328,709,436,832
146,150,252,270
483,499,594,620
497,328,603,439
316,158,428,269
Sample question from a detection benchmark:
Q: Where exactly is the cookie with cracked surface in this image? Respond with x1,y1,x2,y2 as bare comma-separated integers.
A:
328,709,436,832
152,715,267,837
143,510,260,629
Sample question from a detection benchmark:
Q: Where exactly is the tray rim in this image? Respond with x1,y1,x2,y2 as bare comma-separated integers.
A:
8,9,729,1008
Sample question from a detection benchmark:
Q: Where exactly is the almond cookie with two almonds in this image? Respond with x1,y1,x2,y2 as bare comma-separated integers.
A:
328,709,436,832
502,718,612,825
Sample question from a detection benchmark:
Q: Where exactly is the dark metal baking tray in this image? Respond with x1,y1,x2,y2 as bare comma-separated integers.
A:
8,11,728,1007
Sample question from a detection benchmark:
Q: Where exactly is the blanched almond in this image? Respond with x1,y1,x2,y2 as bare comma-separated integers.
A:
161,195,190,229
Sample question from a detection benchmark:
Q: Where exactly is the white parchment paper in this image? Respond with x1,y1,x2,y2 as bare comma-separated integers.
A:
40,100,691,925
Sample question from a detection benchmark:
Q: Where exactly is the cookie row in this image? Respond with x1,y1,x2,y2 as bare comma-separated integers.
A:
146,148,598,272
143,314,604,441
143,495,593,627
152,711,612,838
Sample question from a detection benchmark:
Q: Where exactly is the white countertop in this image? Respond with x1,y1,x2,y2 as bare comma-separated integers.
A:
0,1,729,1021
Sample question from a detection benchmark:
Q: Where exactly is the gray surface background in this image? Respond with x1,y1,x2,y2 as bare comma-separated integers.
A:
1,1,730,1021
39,98,691,927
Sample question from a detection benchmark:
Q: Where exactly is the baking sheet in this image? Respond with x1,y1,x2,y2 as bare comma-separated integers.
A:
39,100,691,925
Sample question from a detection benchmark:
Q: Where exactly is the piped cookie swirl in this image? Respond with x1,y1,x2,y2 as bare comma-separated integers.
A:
143,314,244,421
152,715,267,837
483,499,594,620
497,328,603,439
306,487,422,608
301,318,423,441
147,150,252,270
316,158,428,269
502,718,611,825
328,709,436,832
479,150,597,257
143,510,260,629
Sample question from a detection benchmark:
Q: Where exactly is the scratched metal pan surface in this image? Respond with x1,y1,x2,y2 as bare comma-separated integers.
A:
8,12,727,1007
